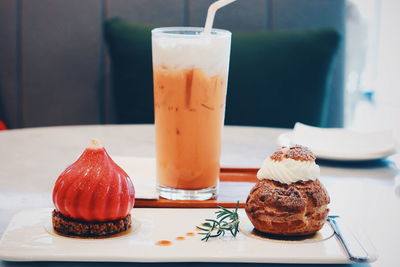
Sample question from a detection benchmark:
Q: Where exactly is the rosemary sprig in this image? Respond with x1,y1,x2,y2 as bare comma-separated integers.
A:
197,201,240,241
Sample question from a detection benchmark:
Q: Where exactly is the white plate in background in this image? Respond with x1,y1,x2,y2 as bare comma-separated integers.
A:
278,123,397,161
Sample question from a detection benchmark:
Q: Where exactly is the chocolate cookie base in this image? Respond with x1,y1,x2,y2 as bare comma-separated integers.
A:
52,210,131,237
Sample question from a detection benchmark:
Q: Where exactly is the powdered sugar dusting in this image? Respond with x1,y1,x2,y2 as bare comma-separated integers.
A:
271,145,316,162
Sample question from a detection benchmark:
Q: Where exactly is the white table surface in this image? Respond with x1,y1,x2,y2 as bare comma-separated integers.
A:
0,124,399,267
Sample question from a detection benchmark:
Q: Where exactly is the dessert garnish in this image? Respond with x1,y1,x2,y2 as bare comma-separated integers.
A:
257,145,320,184
52,139,135,237
197,201,240,241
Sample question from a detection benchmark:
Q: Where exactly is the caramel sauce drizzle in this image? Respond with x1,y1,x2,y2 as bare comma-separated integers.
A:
156,228,198,246
155,240,172,246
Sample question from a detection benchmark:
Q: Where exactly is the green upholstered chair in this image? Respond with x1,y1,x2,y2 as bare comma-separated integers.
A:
105,18,340,128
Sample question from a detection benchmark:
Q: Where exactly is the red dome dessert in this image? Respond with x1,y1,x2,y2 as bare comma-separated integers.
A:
52,139,135,237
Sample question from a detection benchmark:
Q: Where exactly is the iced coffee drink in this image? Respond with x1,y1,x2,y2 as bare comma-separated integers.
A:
152,27,231,200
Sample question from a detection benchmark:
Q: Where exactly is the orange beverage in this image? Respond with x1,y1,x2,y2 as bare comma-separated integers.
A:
152,27,231,200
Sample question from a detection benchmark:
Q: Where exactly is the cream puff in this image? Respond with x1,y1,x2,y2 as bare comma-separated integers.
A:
245,145,330,236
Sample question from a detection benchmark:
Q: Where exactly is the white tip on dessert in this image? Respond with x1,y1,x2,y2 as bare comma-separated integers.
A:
89,139,103,149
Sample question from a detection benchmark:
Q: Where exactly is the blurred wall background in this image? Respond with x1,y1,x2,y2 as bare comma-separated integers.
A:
0,0,345,129
347,0,400,141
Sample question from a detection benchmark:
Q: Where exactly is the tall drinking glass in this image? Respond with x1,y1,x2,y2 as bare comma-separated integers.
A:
152,27,231,200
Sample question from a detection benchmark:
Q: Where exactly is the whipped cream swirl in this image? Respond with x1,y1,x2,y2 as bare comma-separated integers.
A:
257,157,320,184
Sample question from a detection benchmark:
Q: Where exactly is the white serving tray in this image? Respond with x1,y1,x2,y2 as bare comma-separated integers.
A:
0,208,377,263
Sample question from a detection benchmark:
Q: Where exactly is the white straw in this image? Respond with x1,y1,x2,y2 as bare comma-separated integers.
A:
203,0,237,35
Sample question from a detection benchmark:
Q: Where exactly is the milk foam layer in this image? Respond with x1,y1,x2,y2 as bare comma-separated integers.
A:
257,157,320,184
152,28,231,76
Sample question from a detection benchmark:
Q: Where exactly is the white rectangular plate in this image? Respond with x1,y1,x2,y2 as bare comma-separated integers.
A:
0,208,376,263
